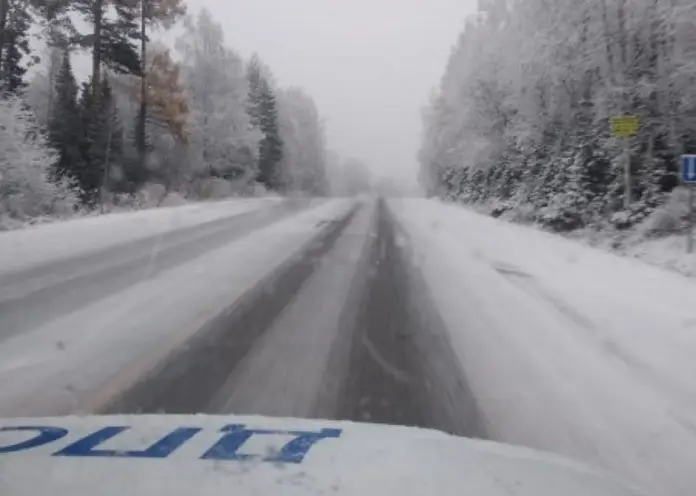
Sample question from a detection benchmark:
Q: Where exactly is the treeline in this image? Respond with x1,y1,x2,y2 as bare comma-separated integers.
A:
0,0,328,226
419,0,696,233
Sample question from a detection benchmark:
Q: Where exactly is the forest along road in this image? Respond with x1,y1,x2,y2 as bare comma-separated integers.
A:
100,198,486,439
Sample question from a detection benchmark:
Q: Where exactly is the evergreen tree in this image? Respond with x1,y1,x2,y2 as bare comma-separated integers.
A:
123,107,151,192
0,0,35,94
48,51,84,185
32,0,75,50
247,56,283,190
26,0,75,125
72,0,142,95
77,76,123,206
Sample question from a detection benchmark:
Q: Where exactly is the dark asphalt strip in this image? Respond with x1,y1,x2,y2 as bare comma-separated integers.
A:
0,199,317,340
99,204,359,415
332,199,488,438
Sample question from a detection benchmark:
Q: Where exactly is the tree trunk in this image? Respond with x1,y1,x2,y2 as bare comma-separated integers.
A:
100,107,114,214
138,0,147,170
617,0,628,83
0,0,9,84
92,0,103,93
600,0,616,88
45,48,59,125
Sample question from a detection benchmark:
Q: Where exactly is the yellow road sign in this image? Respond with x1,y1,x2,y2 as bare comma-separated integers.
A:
611,115,639,137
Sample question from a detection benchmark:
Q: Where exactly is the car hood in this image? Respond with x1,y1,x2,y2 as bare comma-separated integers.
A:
0,414,647,496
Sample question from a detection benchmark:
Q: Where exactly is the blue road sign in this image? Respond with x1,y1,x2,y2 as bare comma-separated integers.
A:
682,155,696,183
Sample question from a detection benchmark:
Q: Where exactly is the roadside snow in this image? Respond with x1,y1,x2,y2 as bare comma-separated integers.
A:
620,235,696,277
0,197,283,275
574,230,696,279
389,198,696,496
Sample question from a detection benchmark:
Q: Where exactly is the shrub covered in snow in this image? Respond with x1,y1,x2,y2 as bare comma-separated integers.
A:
0,96,78,228
636,187,691,238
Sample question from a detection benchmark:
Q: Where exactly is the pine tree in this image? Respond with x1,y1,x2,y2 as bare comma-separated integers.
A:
48,51,84,185
247,56,283,190
259,83,283,189
32,0,75,50
77,76,123,205
72,0,142,96
0,0,35,94
27,0,75,125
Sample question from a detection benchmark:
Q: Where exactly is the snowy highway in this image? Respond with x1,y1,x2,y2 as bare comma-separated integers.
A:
2,197,696,494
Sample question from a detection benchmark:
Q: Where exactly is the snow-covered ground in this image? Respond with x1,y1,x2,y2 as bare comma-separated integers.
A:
390,198,696,496
579,231,696,279
0,197,284,276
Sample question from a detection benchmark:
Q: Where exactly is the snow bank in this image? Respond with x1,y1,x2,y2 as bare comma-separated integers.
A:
564,187,696,278
389,198,696,496
0,197,284,275
620,235,696,277
573,229,696,279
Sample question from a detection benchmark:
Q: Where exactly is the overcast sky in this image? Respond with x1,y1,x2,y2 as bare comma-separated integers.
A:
176,0,476,184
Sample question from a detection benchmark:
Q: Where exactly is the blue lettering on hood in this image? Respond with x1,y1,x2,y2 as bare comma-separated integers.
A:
0,424,342,463
0,426,68,453
54,426,202,458
201,425,342,463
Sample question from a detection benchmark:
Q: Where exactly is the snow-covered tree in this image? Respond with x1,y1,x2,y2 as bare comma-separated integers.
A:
277,87,328,195
176,9,260,195
247,54,282,190
0,95,77,223
419,0,696,232
4,0,331,219
25,47,62,127
0,0,36,93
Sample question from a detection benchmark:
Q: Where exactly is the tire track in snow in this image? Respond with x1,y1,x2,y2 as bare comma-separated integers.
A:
98,204,359,414
331,199,487,438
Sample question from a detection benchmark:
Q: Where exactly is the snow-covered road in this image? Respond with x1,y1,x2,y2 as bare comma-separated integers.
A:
389,199,696,496
1,197,695,494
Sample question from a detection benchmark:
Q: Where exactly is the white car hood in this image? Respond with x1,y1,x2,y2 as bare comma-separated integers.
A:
0,415,647,496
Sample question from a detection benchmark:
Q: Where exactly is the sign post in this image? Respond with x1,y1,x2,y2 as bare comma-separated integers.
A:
681,155,696,253
611,115,639,208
